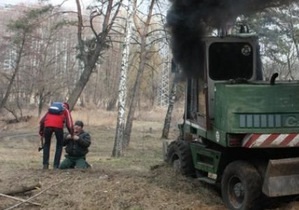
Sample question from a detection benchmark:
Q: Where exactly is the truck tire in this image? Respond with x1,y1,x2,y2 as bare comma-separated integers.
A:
221,161,262,210
166,140,195,177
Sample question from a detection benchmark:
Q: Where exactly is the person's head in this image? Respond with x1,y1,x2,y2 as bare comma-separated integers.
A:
74,120,84,135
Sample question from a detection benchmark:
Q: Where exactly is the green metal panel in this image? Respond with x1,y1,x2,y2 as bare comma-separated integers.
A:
182,121,207,138
190,142,221,173
214,82,299,134
181,121,227,147
206,129,227,147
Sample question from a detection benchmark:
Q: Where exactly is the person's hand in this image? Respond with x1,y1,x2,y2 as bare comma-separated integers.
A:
66,134,72,139
73,135,79,141
39,131,44,137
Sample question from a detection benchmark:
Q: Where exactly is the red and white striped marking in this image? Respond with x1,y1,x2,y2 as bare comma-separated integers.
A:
242,133,299,148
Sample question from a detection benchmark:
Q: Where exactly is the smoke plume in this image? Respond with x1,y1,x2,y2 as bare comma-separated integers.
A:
166,0,294,78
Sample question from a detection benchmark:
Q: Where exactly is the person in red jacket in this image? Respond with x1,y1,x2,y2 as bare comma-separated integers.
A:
39,102,74,169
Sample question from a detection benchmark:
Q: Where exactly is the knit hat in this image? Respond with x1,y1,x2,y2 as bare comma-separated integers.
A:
75,120,84,128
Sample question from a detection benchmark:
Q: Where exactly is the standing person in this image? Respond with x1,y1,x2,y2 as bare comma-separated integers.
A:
59,121,91,169
39,102,74,169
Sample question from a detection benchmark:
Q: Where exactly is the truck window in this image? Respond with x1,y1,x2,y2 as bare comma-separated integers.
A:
209,42,254,80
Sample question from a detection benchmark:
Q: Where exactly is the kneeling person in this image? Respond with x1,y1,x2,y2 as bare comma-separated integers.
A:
60,121,91,169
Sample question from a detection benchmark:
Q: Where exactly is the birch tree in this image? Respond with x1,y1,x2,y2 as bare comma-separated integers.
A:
112,0,135,157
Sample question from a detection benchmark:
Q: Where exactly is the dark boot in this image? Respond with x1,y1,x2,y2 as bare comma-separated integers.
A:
43,164,49,169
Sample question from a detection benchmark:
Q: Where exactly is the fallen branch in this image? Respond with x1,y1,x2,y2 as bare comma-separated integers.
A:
3,183,41,195
0,193,41,206
4,177,70,210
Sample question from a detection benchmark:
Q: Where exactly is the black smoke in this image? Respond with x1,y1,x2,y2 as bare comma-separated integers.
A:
166,0,295,78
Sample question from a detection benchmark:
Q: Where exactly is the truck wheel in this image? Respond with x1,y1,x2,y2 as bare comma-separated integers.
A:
221,161,262,210
166,140,195,177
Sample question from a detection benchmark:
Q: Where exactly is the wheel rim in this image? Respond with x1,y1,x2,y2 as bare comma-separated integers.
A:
227,175,245,208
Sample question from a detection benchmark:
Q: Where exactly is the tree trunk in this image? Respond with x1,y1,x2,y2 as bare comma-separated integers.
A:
67,63,97,110
0,36,25,109
112,0,134,157
123,0,155,148
123,51,147,148
68,0,121,111
2,183,41,196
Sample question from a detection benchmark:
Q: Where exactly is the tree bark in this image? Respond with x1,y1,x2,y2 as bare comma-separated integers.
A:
123,51,147,148
123,0,155,148
112,0,135,157
0,36,25,109
68,0,121,111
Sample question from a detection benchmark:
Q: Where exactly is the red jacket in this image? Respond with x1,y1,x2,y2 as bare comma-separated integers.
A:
39,109,73,136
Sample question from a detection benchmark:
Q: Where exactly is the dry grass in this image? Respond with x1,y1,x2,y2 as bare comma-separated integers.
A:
0,108,298,210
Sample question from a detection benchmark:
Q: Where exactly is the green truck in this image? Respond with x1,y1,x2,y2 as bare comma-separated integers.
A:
163,33,299,210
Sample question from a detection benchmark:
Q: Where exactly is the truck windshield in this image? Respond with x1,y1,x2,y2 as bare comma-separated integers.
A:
209,42,254,80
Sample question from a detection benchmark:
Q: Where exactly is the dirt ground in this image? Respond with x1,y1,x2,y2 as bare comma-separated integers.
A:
1,110,299,210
